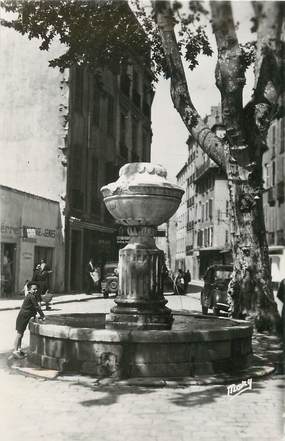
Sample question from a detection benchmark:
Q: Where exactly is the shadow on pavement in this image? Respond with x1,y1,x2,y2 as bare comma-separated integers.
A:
79,384,155,407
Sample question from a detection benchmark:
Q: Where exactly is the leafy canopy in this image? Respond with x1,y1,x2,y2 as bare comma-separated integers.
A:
0,0,219,79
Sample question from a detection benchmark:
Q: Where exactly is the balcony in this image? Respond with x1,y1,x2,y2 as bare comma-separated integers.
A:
194,158,218,182
277,182,284,203
267,187,276,206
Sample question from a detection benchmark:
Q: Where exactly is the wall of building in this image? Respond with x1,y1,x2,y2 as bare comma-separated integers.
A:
0,186,64,295
0,20,67,292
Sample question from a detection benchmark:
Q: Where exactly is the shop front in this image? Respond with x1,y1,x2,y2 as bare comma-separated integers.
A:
68,218,117,292
0,186,64,297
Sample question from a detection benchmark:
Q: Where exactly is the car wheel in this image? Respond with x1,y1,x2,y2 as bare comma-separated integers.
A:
202,306,208,315
103,292,109,298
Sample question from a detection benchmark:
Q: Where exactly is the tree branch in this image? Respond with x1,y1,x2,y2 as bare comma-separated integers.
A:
152,0,226,170
210,1,247,150
253,1,284,135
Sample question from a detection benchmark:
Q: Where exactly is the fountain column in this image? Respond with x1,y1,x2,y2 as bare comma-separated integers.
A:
101,163,184,330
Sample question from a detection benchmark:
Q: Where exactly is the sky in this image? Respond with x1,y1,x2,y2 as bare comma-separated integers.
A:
150,0,255,183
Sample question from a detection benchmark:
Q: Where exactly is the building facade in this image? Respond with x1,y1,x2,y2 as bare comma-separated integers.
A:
263,115,285,285
0,185,64,296
0,6,152,295
174,106,231,279
66,63,153,291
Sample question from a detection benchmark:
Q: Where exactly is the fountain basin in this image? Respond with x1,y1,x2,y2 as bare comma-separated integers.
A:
28,313,252,378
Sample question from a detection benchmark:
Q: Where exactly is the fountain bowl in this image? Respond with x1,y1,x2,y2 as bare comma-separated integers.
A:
28,313,253,378
101,162,184,226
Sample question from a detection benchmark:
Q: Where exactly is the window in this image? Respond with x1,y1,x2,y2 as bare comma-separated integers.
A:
92,82,100,127
107,95,114,136
91,157,100,215
209,227,213,247
121,64,130,97
281,119,285,153
132,70,141,108
209,199,213,219
225,230,229,245
132,118,138,151
74,68,84,113
226,200,229,217
120,110,128,158
272,161,276,186
264,163,270,189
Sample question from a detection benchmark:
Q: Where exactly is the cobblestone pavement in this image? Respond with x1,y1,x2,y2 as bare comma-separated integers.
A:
0,291,284,441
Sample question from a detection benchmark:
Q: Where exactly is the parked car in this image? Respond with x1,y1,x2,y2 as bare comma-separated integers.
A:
200,264,233,316
101,262,119,298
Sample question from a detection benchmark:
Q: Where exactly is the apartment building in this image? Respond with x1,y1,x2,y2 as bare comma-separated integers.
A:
263,115,285,285
174,106,231,279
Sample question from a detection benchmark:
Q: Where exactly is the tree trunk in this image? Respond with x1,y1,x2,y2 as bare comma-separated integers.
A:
225,150,279,331
153,0,282,332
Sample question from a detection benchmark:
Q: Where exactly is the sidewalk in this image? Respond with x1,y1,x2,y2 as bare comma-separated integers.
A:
0,292,102,312
0,280,203,312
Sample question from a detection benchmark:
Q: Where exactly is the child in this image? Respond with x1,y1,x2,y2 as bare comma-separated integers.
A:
13,281,45,359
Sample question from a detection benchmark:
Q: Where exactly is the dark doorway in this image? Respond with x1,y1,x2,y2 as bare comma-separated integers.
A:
1,243,16,297
70,229,82,291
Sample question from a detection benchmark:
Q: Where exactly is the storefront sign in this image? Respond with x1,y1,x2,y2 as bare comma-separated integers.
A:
1,224,56,239
23,226,56,239
1,224,21,237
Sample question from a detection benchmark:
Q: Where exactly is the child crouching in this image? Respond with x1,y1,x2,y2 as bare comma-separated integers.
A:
13,281,45,359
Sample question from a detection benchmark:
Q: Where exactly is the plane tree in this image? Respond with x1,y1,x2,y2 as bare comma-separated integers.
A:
1,0,284,331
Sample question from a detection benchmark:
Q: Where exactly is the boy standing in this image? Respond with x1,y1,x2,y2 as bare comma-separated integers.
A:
13,281,45,359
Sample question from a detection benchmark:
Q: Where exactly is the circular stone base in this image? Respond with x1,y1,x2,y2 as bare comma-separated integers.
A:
28,312,253,379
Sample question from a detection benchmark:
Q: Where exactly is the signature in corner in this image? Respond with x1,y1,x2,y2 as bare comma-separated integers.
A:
227,378,252,399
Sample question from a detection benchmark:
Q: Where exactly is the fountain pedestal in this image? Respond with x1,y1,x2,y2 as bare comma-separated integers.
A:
101,163,184,330
106,226,173,329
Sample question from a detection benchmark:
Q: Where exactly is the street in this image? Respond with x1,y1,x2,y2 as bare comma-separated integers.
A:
0,289,283,441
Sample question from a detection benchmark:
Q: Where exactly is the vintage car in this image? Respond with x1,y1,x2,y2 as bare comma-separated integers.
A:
200,264,233,316
101,262,119,298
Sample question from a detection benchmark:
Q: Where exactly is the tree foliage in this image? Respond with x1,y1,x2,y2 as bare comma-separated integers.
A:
1,0,284,331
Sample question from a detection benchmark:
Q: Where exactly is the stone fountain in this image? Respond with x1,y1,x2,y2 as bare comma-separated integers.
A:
100,162,183,330
28,163,253,379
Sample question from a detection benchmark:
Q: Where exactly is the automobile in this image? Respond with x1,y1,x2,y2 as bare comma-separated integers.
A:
101,262,119,298
200,264,233,316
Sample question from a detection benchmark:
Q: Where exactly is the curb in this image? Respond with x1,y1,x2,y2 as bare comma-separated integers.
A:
8,359,277,387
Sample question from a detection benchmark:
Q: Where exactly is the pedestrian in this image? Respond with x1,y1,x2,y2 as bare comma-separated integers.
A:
183,270,191,294
277,278,285,339
86,258,101,294
13,281,45,359
33,259,52,294
32,259,53,309
174,269,184,295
